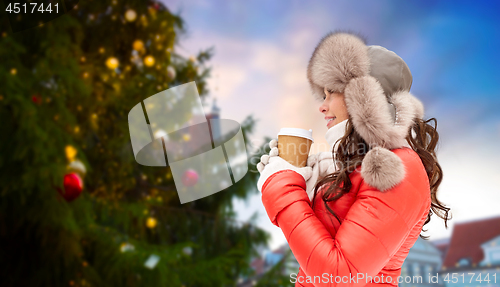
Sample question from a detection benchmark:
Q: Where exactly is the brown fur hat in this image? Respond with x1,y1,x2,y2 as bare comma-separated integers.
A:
307,31,424,191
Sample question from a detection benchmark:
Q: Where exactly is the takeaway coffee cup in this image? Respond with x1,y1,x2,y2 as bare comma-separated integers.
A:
277,128,314,167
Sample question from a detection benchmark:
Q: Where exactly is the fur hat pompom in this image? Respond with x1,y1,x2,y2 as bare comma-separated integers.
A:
307,32,371,100
361,146,406,191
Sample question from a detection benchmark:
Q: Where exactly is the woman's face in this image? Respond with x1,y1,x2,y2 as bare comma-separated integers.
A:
319,87,350,129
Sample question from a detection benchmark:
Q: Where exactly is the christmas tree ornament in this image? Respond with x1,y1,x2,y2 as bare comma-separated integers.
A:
58,173,84,202
31,95,42,104
140,14,148,27
166,66,176,80
144,55,155,67
105,57,119,69
144,254,160,269
146,217,157,228
182,246,192,256
153,129,167,139
65,145,78,162
67,159,87,176
132,40,145,52
120,242,135,253
125,9,137,22
182,169,198,187
188,55,196,63
148,6,157,17
131,50,143,69
10,68,17,75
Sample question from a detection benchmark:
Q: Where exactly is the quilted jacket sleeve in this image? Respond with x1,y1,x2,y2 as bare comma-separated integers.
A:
260,151,430,287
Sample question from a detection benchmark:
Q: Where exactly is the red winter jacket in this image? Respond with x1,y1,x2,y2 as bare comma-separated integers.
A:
261,147,431,287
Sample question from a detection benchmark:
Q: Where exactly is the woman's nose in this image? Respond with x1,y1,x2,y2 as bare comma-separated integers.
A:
319,101,327,114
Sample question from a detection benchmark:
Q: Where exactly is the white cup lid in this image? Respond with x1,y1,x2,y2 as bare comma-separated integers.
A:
277,128,314,142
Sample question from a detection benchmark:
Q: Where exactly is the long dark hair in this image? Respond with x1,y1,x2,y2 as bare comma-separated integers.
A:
312,118,451,239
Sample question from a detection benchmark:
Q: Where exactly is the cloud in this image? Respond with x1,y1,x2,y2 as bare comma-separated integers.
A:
205,64,247,101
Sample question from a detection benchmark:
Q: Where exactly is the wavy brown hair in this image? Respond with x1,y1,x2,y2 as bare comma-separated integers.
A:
311,117,451,239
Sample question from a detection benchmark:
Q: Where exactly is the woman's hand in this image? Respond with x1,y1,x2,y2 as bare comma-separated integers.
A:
256,139,314,196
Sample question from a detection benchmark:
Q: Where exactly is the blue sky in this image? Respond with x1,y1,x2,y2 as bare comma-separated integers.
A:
165,0,500,250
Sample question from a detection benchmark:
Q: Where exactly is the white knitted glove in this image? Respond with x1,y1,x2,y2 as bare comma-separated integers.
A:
256,139,313,196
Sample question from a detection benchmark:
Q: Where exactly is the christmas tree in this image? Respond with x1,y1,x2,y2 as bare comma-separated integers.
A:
0,1,271,286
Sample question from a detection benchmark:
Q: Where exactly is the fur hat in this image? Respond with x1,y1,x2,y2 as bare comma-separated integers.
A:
307,31,424,191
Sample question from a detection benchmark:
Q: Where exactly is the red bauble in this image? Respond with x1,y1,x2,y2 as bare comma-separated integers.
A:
31,95,42,104
58,173,83,202
182,169,199,187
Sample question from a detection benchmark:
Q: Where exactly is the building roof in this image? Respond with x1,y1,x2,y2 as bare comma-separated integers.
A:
443,215,500,269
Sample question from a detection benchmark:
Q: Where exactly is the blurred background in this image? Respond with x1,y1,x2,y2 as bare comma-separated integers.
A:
1,0,499,286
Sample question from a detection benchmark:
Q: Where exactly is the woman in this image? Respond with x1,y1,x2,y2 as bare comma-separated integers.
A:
256,32,451,286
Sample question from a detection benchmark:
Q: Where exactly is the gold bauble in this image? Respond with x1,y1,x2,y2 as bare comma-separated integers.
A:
132,40,145,52
144,55,155,67
146,217,157,229
105,57,119,70
65,145,77,162
125,9,137,22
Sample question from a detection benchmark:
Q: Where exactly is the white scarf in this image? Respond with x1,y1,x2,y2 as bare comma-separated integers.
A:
325,119,348,153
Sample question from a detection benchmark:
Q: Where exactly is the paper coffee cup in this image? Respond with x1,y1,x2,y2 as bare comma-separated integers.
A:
277,128,314,167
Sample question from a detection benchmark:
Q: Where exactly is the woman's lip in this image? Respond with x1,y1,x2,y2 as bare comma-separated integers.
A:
326,117,336,128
